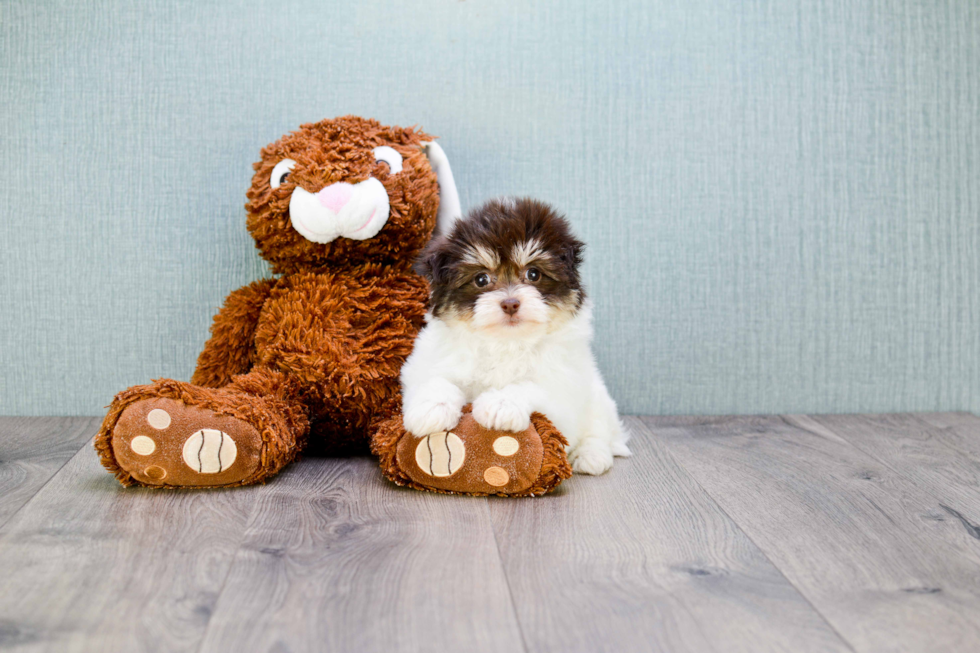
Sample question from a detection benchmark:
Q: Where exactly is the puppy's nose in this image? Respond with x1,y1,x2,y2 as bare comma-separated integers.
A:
500,298,521,316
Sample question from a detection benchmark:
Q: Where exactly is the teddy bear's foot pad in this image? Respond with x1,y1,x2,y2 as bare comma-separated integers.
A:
110,398,263,487
395,413,545,495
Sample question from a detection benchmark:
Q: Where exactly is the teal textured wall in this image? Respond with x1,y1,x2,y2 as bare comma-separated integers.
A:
1,0,978,416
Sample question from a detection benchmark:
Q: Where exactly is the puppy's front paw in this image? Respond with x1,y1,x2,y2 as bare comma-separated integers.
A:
570,439,614,475
403,401,462,436
472,390,531,432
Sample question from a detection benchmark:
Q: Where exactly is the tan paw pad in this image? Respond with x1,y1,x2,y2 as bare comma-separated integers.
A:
146,409,171,430
130,435,156,455
182,429,238,473
415,431,466,477
144,465,167,481
483,466,510,487
492,436,520,456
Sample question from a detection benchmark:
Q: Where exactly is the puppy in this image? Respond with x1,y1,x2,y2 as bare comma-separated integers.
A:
401,197,631,475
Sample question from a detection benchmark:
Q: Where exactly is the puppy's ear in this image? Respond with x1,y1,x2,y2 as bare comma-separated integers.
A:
559,237,585,270
414,236,451,283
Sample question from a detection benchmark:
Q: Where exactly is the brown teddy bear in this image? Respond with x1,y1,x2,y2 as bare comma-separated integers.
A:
95,116,570,495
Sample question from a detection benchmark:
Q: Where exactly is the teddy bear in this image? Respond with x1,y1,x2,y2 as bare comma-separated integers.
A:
95,115,571,496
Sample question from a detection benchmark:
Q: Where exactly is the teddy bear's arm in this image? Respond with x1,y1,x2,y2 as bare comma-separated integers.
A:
190,278,278,388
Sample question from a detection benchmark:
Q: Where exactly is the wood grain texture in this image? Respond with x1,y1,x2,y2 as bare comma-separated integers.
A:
488,417,850,653
196,456,525,653
4,414,980,652
907,412,980,464
0,417,99,529
646,415,980,653
0,442,256,653
915,412,980,432
796,413,980,525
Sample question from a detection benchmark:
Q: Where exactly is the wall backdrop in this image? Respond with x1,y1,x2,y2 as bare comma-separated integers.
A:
1,0,978,416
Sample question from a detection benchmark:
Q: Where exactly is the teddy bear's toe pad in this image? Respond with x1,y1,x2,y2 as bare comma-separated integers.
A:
395,414,544,495
110,398,262,487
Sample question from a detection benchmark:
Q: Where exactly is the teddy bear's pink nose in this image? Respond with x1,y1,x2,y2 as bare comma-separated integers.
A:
317,183,353,213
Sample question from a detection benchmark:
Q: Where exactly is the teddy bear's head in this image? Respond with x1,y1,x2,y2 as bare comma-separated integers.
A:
245,116,460,274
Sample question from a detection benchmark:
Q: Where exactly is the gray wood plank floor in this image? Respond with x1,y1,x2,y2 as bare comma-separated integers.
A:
0,417,101,530
0,413,978,653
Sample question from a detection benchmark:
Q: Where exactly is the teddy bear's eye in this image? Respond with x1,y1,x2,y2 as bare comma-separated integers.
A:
372,146,403,175
270,159,296,189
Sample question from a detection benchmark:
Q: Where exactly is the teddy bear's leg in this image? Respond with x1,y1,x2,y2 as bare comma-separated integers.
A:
371,403,572,497
95,367,310,488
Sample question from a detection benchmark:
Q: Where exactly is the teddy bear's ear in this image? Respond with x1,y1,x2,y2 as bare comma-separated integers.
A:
422,141,462,236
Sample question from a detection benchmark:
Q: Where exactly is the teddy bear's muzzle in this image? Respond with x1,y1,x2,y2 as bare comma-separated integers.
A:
288,177,390,243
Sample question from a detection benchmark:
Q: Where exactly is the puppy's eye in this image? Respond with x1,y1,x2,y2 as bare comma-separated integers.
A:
372,146,403,174
270,159,296,189
474,273,491,288
526,268,541,282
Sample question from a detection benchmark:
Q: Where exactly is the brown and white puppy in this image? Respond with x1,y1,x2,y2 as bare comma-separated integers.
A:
401,197,630,474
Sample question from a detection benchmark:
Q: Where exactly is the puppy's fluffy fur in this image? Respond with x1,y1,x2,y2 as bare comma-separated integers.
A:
401,197,630,475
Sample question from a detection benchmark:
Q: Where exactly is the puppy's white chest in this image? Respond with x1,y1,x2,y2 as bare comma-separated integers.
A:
462,339,540,392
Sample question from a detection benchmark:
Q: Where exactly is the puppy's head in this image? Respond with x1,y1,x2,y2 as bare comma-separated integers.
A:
415,197,585,334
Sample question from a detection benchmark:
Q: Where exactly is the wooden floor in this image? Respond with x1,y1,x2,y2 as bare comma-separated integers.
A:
1,414,979,652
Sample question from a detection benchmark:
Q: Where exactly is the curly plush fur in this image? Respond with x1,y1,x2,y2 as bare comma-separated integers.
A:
96,116,437,486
